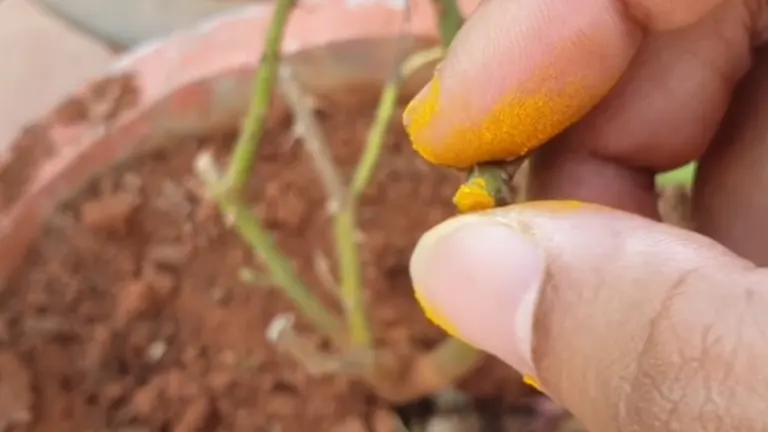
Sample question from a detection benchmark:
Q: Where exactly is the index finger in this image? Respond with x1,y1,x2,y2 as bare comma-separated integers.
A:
403,0,718,168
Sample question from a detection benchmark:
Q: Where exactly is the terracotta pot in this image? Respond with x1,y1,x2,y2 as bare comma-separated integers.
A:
0,0,481,284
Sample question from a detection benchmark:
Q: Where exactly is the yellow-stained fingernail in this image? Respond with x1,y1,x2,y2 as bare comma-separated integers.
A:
452,177,496,213
414,286,468,343
523,376,543,392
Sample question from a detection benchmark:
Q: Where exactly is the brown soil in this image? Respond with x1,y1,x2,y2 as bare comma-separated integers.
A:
0,106,541,431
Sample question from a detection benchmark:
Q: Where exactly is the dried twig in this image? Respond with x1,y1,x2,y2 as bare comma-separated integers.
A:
277,65,373,351
278,66,347,211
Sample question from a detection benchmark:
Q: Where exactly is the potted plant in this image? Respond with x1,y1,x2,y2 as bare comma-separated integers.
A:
0,0,571,430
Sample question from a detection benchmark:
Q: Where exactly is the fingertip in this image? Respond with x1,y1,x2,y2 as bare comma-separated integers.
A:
403,0,643,168
409,212,545,376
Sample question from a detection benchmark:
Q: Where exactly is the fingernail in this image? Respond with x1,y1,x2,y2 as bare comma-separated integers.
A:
410,215,545,376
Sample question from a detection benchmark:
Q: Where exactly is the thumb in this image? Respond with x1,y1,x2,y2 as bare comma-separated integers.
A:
410,201,768,431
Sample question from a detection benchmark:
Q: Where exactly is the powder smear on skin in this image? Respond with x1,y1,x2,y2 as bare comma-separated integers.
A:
403,32,627,169
404,72,599,169
414,287,465,341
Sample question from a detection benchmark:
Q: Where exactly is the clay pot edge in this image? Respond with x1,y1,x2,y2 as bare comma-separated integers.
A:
0,0,480,282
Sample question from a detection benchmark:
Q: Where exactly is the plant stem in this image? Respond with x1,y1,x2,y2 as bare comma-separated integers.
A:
657,161,697,188
351,46,445,198
197,154,344,342
431,0,516,210
224,0,295,195
432,0,463,46
333,208,370,348
276,65,372,350
340,46,450,351
278,66,346,210
349,80,398,198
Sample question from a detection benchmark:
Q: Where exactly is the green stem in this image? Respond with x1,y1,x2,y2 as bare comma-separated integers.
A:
204,0,343,346
657,161,697,188
351,46,445,198
341,46,450,350
333,208,370,348
341,47,447,350
468,164,512,205
224,0,295,194
277,64,373,350
432,0,464,46
198,157,344,342
349,79,399,198
231,202,343,339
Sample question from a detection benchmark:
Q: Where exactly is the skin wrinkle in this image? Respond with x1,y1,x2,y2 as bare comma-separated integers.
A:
697,324,727,432
409,0,768,426
531,226,629,430
743,0,768,43
619,267,696,430
621,268,768,431
619,0,724,30
696,289,748,432
498,204,768,430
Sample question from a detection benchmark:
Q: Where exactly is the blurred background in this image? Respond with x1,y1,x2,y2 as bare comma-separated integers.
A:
0,0,251,148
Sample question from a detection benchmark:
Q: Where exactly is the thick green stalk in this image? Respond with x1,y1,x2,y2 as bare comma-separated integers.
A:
224,0,295,194
432,0,464,46
333,208,370,348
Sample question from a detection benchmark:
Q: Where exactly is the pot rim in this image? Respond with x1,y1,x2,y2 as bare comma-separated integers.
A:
0,0,480,282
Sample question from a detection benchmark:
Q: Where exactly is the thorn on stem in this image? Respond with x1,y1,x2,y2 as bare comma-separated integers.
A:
193,151,222,187
238,267,272,286
312,251,340,299
266,313,373,376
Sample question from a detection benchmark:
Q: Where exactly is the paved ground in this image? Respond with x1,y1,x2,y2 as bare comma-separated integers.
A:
0,0,114,148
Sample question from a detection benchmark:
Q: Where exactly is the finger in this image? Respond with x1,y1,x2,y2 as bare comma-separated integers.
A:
410,201,768,431
552,0,752,170
527,0,753,217
624,0,723,30
402,0,726,168
528,146,660,219
694,47,768,265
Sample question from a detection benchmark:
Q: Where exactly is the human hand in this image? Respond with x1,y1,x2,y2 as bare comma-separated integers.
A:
404,0,768,264
409,201,768,431
405,0,768,429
